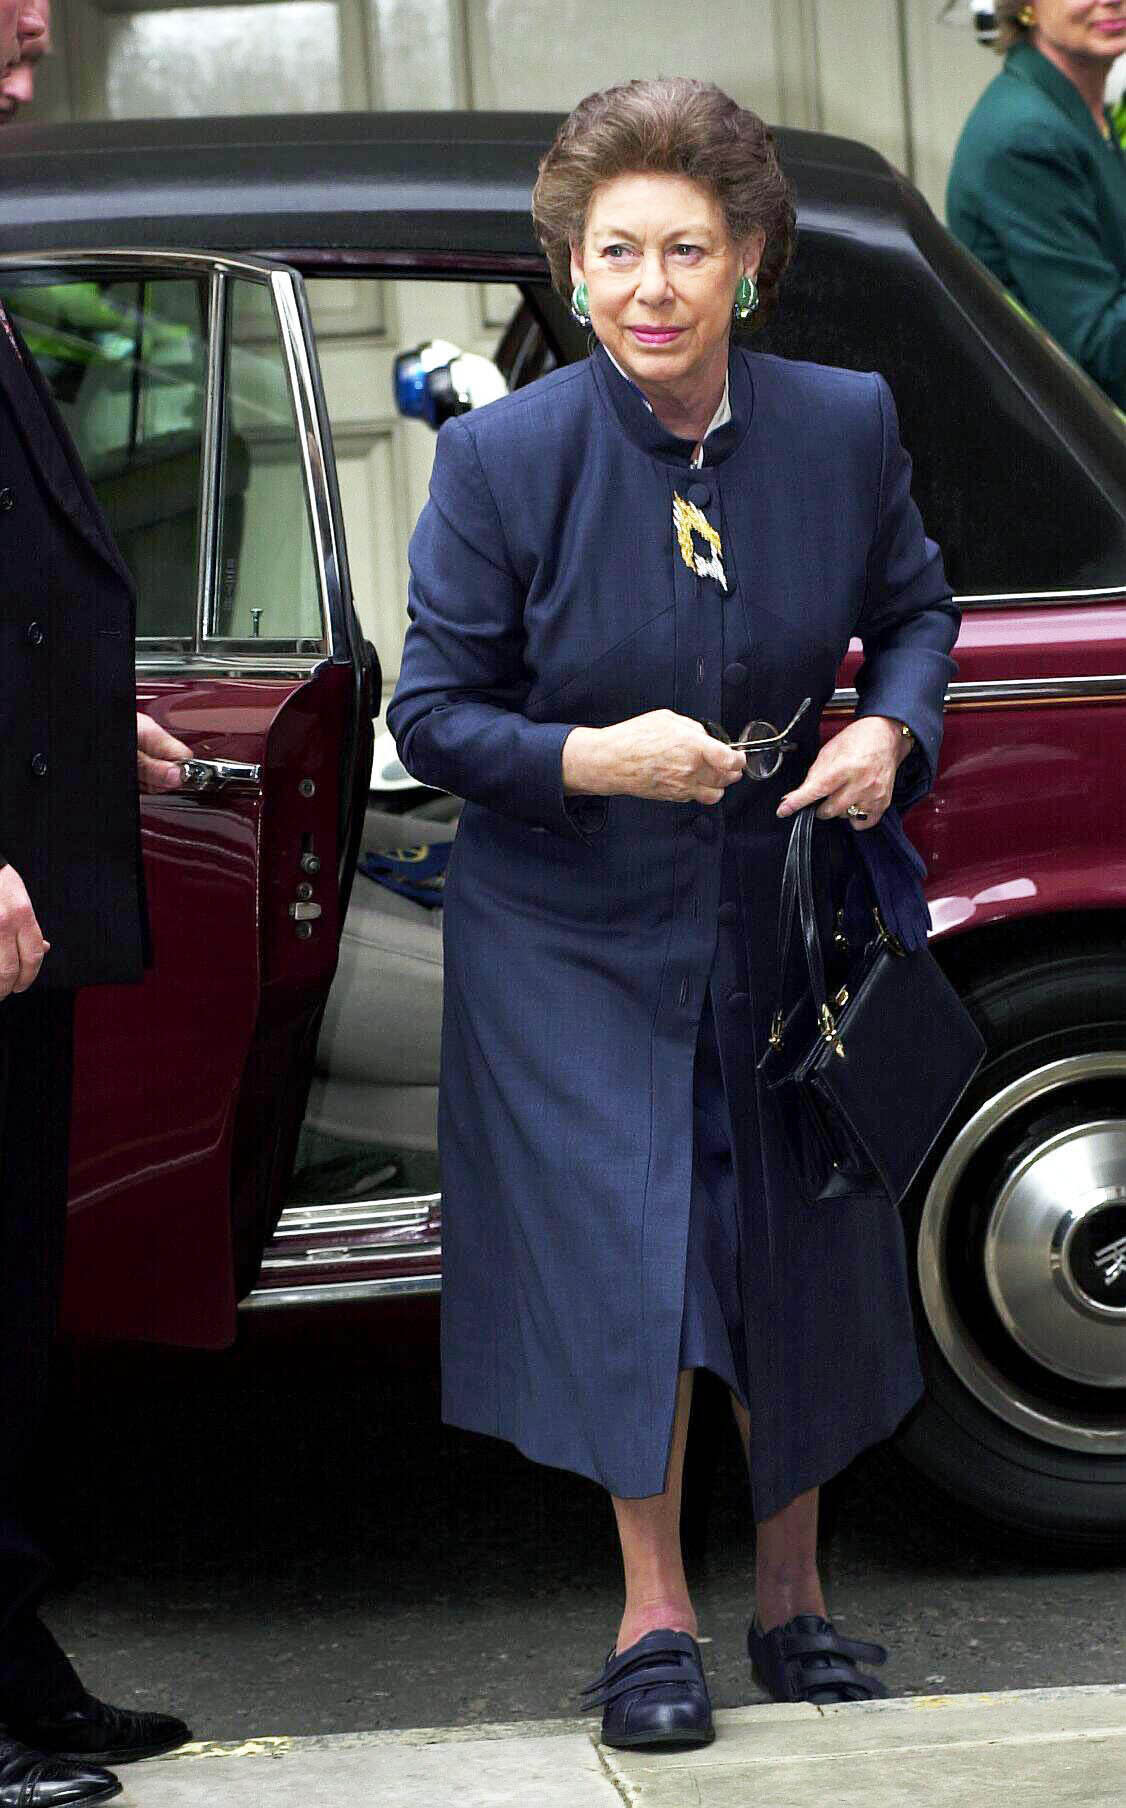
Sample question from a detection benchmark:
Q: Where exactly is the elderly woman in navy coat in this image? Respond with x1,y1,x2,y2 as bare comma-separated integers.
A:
388,78,959,1748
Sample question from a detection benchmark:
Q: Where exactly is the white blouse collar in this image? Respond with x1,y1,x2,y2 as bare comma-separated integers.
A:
603,349,731,467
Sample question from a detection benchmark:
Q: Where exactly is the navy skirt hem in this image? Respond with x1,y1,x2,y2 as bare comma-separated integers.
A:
439,1375,924,1511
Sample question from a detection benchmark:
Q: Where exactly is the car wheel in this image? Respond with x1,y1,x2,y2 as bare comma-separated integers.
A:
892,945,1126,1548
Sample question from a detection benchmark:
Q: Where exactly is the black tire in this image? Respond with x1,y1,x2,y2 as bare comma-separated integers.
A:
890,943,1126,1551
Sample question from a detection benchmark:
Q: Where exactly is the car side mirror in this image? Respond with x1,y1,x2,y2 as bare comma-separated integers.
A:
394,340,508,429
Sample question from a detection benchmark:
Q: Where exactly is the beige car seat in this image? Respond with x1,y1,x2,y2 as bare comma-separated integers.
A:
304,802,456,1153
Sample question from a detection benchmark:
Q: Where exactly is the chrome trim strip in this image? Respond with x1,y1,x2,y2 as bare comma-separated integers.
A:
136,658,325,679
958,583,1126,609
830,673,1126,711
270,1197,440,1237
197,267,226,649
241,1275,442,1310
0,247,294,281
269,270,339,659
259,1244,441,1274
248,1194,442,1290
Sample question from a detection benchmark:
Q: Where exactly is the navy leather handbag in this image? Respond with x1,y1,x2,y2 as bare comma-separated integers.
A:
758,807,985,1206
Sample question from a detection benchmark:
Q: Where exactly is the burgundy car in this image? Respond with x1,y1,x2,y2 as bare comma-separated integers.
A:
2,112,1125,1548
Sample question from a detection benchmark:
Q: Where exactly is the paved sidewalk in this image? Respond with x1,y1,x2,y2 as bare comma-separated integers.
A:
117,1684,1126,1807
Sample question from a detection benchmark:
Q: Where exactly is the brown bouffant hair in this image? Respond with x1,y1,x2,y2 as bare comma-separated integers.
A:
993,1,1033,53
531,77,796,330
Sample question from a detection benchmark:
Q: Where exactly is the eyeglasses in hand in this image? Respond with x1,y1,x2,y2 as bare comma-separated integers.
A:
702,696,812,780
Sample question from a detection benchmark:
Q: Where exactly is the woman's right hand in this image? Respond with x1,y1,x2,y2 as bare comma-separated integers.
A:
563,711,746,805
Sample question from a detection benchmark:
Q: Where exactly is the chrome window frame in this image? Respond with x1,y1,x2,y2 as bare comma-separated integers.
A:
830,673,1126,713
0,248,343,678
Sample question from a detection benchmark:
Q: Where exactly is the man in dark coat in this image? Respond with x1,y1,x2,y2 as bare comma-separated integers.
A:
0,6,194,1799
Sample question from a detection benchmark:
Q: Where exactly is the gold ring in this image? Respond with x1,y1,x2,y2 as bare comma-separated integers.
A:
845,804,869,820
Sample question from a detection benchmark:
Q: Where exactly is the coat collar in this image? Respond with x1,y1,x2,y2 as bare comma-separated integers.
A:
1006,41,1120,150
590,340,755,468
0,310,136,589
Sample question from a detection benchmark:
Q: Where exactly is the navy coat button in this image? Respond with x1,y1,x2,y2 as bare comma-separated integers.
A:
686,482,712,506
0,487,13,511
30,752,48,777
717,901,738,926
728,990,750,1009
723,661,747,686
692,813,717,843
26,621,44,646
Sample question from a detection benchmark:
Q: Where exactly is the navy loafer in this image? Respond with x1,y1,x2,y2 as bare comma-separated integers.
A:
581,1628,714,1750
748,1613,889,1704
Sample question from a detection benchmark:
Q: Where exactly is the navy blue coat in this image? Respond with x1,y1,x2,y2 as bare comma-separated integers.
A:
389,344,959,1510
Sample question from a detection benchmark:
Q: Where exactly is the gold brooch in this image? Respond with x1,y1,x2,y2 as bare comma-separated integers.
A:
673,493,727,592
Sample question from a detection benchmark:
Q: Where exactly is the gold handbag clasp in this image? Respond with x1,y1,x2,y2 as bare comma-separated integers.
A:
873,909,907,957
819,1003,846,1058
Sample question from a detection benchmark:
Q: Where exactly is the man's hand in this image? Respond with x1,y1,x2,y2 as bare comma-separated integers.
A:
563,711,746,805
137,712,194,794
0,864,49,1000
777,716,910,830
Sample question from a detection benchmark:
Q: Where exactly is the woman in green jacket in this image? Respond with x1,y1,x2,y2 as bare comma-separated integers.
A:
948,1,1126,408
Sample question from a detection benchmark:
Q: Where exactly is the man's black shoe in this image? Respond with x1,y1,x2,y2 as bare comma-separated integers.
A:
3,1695,191,1766
0,1736,120,1806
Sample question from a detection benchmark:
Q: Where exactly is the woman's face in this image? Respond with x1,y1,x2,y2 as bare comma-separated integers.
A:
571,172,764,400
1031,0,1126,63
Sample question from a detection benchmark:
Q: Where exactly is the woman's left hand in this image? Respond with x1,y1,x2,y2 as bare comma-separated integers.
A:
776,715,909,830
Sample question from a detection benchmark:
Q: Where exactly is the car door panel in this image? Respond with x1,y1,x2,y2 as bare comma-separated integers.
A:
0,252,369,1348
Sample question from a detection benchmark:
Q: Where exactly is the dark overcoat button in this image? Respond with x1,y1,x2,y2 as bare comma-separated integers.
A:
0,487,14,511
26,621,44,645
686,482,712,507
717,901,738,926
723,662,747,686
30,752,48,777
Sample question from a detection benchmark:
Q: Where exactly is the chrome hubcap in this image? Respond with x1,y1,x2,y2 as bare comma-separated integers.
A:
986,1124,1126,1386
918,1054,1126,1454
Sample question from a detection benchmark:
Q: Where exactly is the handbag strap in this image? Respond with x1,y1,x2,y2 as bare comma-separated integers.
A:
770,806,830,1036
796,807,828,1015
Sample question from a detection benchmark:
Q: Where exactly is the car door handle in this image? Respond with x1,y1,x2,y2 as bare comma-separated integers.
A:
179,758,264,794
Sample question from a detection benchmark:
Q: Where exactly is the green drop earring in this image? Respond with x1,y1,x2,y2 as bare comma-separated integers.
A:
734,274,759,321
571,279,591,326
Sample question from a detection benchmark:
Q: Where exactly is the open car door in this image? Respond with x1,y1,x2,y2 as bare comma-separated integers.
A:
0,252,374,1347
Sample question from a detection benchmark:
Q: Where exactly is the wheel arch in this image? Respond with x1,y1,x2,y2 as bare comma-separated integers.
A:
928,900,1126,994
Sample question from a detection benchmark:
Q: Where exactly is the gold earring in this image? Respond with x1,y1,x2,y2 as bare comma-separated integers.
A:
1018,4,1035,26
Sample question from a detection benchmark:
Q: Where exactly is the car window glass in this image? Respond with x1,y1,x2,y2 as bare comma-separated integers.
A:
0,275,209,639
210,278,324,651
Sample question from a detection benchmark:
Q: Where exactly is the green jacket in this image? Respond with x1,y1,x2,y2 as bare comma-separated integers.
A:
948,42,1126,408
